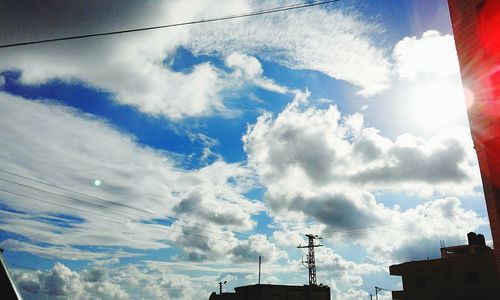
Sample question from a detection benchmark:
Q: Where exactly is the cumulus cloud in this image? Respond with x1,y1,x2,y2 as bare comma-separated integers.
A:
231,234,286,263
225,52,289,94
226,52,263,79
243,92,484,262
11,263,210,300
0,92,261,258
364,197,486,262
393,30,460,80
316,246,382,286
173,191,255,230
173,224,285,264
287,192,383,231
243,91,479,196
13,263,128,300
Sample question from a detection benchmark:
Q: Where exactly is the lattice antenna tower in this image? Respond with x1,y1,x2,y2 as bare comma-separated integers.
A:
297,234,323,285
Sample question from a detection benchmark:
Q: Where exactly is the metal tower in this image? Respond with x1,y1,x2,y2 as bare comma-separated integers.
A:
297,234,323,285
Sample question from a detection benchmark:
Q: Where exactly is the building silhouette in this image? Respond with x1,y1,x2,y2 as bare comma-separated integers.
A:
390,232,500,299
209,284,330,300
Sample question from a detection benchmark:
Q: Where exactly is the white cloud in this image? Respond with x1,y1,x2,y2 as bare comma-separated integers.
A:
0,2,267,119
363,197,487,262
231,234,287,263
243,91,480,197
242,92,485,262
188,1,391,96
0,239,138,261
0,92,262,258
172,224,286,264
11,263,210,300
12,258,376,300
11,255,386,300
0,0,391,121
393,30,460,80
13,263,128,300
226,52,263,79
225,52,289,94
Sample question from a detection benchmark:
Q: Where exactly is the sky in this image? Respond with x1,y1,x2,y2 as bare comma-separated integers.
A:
0,0,491,299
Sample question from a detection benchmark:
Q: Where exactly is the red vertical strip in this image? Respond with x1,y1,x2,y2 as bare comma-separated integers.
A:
448,0,500,279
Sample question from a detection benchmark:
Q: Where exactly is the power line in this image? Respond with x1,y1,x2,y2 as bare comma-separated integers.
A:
0,180,302,249
0,188,125,223
0,171,489,244
0,168,489,250
0,169,155,216
0,169,253,238
0,177,138,220
0,182,487,255
0,176,258,244
0,188,245,245
0,0,340,49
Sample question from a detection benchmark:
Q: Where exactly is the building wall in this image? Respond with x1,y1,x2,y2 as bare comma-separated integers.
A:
233,284,330,300
390,246,500,300
448,0,500,277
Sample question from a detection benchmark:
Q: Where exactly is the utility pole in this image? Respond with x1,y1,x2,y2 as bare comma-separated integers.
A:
297,234,323,285
258,255,262,285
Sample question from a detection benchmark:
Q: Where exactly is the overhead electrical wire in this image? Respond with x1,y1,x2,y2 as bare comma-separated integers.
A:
0,177,137,220
0,188,124,223
0,169,489,244
0,169,155,216
0,168,489,248
0,187,246,246
0,171,257,241
0,0,485,264
0,174,303,248
0,180,487,250
0,182,248,242
0,0,347,248
0,0,340,49
0,169,253,238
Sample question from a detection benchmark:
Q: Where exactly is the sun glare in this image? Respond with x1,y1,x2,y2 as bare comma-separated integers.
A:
407,78,468,132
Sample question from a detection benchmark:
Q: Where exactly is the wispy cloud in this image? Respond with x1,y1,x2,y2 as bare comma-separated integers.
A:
0,92,262,256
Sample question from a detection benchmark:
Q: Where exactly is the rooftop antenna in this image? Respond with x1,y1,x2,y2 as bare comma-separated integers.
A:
375,286,392,300
218,281,227,294
297,234,323,285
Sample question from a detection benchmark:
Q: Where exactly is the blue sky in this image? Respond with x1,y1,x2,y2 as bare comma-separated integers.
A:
0,1,491,299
